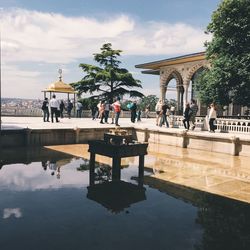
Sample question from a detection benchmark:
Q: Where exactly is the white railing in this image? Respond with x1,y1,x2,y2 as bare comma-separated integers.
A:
216,118,250,133
172,115,250,133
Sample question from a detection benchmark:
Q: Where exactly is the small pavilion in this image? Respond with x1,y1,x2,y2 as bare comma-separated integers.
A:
42,69,77,104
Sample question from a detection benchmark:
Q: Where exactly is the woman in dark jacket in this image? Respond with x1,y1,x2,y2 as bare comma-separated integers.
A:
183,103,192,130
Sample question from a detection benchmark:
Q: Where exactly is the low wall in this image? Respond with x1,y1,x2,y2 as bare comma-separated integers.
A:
1,127,250,157
0,127,135,147
135,128,250,157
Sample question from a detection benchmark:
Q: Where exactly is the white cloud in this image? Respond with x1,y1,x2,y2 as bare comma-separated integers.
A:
1,8,209,63
3,208,22,219
1,8,211,98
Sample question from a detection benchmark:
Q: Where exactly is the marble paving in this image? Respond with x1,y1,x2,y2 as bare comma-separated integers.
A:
46,143,250,204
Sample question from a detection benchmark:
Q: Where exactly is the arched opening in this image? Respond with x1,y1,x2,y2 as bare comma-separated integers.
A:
164,71,184,114
189,66,208,115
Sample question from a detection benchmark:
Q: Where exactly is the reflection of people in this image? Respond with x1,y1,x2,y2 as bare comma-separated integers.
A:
56,165,62,179
41,161,48,171
48,160,57,176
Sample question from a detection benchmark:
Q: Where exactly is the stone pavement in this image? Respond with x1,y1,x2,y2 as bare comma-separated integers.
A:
2,116,250,141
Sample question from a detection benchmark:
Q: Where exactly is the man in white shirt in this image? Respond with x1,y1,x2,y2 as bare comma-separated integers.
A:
49,94,60,123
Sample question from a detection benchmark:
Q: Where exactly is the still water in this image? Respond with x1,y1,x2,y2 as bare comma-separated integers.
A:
0,147,250,250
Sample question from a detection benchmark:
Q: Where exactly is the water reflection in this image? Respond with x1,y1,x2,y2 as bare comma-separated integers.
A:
0,147,89,190
1,146,250,250
85,156,146,213
144,176,250,250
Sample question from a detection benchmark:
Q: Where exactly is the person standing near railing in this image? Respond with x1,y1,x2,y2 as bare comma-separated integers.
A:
59,100,65,118
112,97,121,126
159,102,169,128
49,94,60,123
190,99,198,130
155,99,162,126
183,103,192,130
208,103,217,132
42,97,49,122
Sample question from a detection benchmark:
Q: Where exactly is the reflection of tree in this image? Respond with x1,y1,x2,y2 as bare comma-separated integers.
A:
77,159,129,181
194,195,250,250
77,160,112,183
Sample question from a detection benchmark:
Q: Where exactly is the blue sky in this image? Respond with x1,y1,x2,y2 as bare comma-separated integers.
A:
0,0,221,99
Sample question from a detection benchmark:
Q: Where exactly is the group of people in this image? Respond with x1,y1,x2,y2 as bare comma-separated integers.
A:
155,99,176,128
42,160,61,179
43,95,217,132
92,98,142,126
93,97,122,126
41,94,74,123
155,99,217,132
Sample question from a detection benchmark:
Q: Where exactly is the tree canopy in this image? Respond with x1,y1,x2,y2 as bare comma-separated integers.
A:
196,0,250,106
72,43,144,102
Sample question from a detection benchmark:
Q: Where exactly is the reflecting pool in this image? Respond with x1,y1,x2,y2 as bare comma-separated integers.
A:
0,146,250,250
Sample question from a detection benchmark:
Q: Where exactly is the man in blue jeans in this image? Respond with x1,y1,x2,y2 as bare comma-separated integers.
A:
159,102,169,128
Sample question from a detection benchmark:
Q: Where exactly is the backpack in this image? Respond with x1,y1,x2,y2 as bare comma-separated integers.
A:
42,101,47,110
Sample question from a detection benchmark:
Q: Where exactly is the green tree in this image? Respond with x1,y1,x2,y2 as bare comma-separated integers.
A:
196,0,250,106
138,95,159,111
72,43,144,102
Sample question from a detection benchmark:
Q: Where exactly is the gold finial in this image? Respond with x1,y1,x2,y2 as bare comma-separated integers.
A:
58,69,62,81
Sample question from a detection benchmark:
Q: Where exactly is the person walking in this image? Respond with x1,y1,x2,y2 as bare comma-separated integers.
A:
90,104,97,120
155,100,162,126
99,100,105,124
137,109,142,122
59,100,65,118
208,103,217,132
42,97,50,122
104,100,110,123
145,105,150,118
130,101,137,123
183,103,192,130
110,102,115,124
76,101,83,118
49,94,60,123
190,99,199,130
67,100,73,119
159,102,169,128
112,97,121,126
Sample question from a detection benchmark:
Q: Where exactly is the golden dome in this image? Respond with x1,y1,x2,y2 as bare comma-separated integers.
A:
43,80,76,94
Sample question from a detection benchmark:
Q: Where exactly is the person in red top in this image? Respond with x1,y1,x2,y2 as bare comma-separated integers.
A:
112,97,121,126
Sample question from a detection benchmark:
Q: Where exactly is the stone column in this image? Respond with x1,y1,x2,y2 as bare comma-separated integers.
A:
176,87,180,113
183,83,189,110
160,83,166,102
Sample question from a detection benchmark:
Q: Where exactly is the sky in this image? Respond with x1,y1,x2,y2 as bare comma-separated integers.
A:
0,0,221,99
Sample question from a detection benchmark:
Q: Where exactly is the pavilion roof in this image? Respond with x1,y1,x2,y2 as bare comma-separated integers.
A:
42,79,77,94
135,51,206,70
